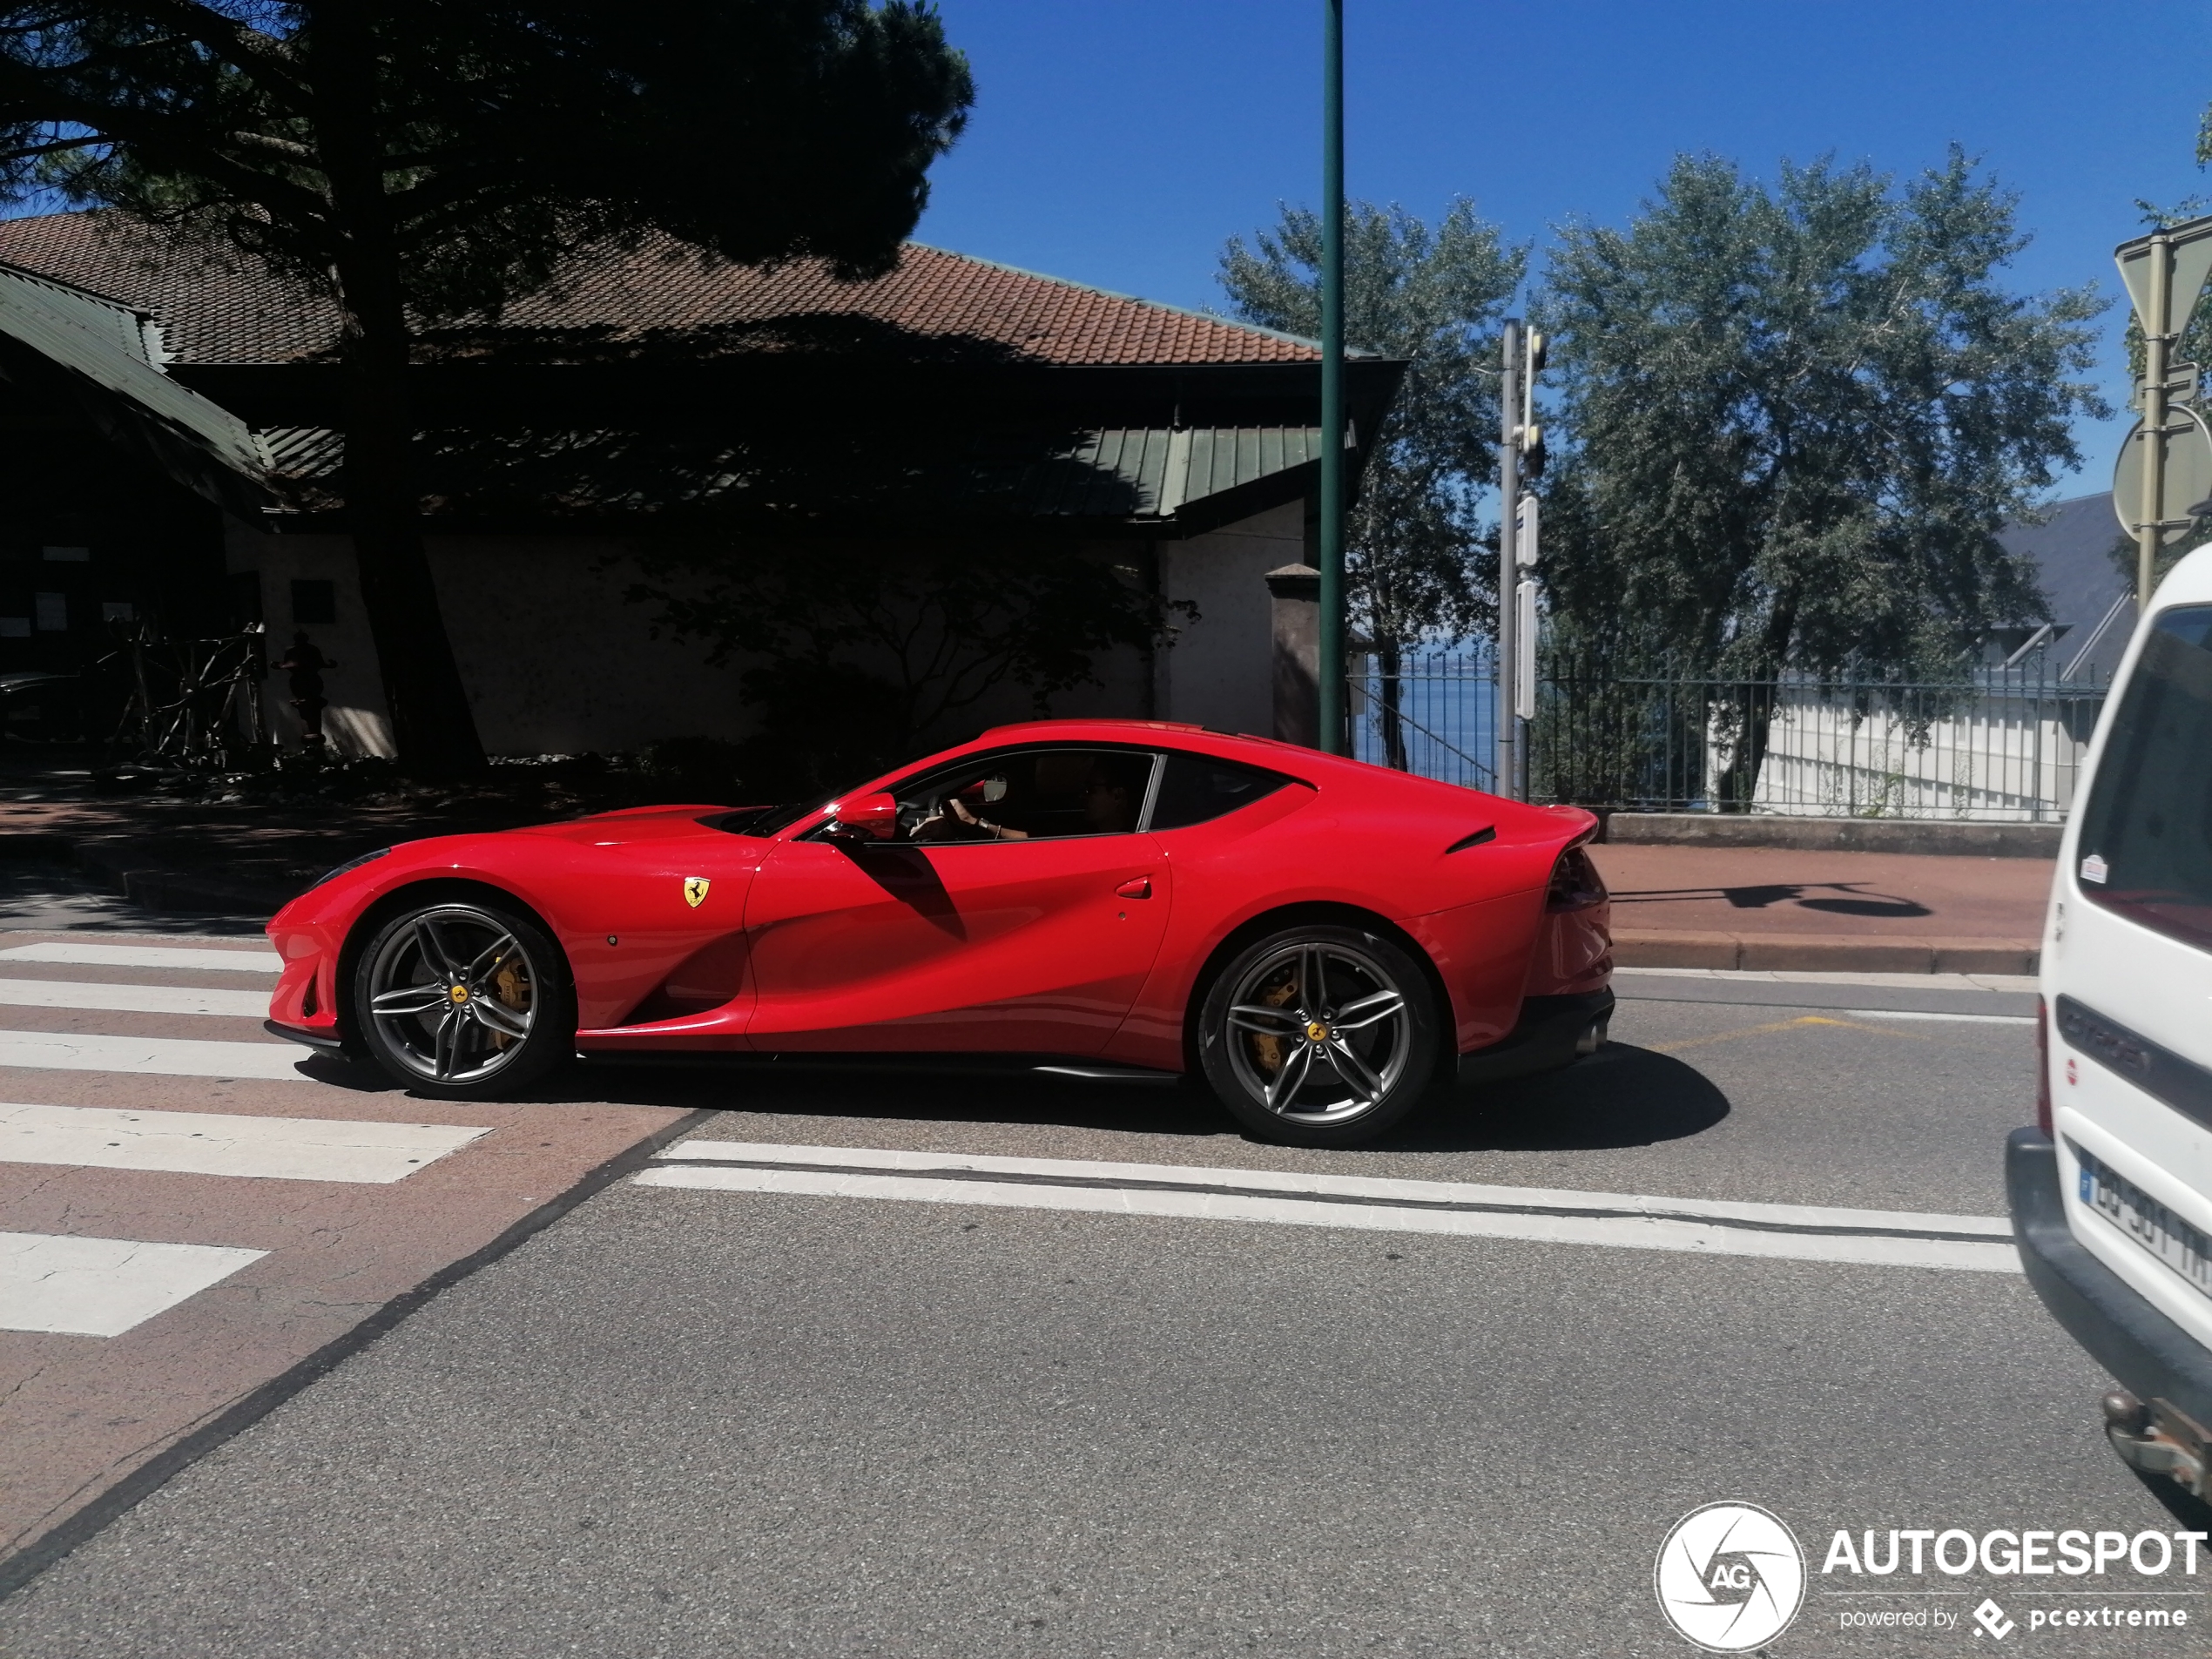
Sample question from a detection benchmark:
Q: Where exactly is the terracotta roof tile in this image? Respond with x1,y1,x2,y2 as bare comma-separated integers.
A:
0,211,1318,369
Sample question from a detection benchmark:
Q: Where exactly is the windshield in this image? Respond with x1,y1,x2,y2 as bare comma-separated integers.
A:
726,785,850,839
2074,602,2212,952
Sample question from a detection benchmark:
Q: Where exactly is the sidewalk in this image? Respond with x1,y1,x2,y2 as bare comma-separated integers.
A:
0,762,584,917
1588,842,2054,974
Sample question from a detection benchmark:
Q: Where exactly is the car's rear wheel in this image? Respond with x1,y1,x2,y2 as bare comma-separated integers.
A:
353,899,573,1097
1196,923,1440,1147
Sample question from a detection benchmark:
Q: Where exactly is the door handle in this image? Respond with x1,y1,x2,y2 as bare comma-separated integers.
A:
1116,877,1152,899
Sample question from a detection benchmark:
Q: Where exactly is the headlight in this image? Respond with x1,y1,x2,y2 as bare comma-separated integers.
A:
311,848,388,889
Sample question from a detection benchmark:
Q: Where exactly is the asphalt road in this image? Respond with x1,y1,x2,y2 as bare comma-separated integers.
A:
3,965,2201,1658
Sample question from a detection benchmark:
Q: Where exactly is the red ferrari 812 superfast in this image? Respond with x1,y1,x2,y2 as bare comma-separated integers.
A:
266,719,1613,1147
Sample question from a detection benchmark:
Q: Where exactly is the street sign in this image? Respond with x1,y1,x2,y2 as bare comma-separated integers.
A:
1514,578,1538,721
2114,216,2212,604
2118,220,2212,339
1515,491,1539,568
2113,403,2212,547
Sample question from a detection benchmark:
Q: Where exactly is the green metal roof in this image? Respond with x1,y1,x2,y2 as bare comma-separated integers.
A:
253,421,1339,529
0,262,273,513
992,426,1332,519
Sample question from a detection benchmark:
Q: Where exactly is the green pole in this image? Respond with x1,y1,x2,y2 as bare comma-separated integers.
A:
1317,0,1346,753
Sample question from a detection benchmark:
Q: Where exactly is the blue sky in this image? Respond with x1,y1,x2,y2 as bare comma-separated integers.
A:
917,0,2212,499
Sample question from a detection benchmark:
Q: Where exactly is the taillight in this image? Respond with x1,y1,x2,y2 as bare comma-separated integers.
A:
2034,995,2053,1136
1547,844,1607,912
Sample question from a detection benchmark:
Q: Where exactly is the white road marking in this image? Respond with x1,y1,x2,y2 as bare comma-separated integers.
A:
0,1103,488,1183
0,1231,266,1337
1841,1008,2035,1026
0,942,280,974
0,1029,305,1080
1618,966,2036,994
0,977,269,1018
637,1142,2019,1273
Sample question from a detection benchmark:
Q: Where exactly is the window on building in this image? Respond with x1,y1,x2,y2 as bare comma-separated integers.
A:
291,578,336,625
39,546,90,563
34,593,66,632
0,618,29,638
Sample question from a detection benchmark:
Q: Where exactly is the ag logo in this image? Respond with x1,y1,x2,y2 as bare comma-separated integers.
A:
1654,1501,1805,1652
683,876,711,908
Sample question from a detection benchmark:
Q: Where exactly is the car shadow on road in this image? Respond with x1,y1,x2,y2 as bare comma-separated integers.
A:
1392,1042,1731,1153
294,1041,1730,1156
295,1049,1232,1136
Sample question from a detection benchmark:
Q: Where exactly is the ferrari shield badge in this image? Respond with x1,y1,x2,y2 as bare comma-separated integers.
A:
683,876,711,908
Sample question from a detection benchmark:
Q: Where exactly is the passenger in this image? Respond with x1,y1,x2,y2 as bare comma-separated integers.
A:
1082,765,1139,833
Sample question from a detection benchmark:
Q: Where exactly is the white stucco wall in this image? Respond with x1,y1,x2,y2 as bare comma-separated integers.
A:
226,502,1300,756
224,523,397,756
1153,500,1305,736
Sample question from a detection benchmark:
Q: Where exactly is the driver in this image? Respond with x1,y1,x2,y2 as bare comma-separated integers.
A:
915,792,1028,841
913,771,1025,841
911,755,1143,841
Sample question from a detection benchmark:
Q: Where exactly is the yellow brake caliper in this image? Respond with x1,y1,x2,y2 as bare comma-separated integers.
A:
1250,972,1300,1079
489,954,531,1049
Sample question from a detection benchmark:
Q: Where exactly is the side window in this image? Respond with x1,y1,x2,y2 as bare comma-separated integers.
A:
2074,603,2212,952
1146,752,1291,832
894,747,1158,843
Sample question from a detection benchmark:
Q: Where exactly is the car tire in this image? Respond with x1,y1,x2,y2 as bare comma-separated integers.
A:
352,897,575,1098
1195,922,1441,1148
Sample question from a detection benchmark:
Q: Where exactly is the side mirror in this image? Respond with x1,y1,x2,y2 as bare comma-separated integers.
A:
828,791,898,840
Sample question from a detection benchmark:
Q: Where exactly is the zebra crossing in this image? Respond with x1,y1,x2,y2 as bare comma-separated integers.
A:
0,934,488,1338
0,927,689,1574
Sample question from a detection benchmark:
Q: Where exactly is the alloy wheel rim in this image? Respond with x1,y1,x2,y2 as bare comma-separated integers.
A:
1223,941,1409,1123
366,907,538,1084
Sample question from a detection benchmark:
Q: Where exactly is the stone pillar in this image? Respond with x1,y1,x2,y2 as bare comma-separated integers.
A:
1265,563,1320,748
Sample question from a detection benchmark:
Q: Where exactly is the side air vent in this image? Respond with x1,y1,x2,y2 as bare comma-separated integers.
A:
1445,826,1497,854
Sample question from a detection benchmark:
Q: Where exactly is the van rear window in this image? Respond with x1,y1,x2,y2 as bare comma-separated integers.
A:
2074,603,2212,952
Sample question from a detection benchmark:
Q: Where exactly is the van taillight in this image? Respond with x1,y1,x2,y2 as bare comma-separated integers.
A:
1547,845,1606,912
2034,995,2053,1136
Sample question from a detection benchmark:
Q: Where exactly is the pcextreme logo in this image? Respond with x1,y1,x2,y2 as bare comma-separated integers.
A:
1655,1501,1807,1652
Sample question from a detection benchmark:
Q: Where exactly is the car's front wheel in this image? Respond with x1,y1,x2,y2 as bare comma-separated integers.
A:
1196,923,1440,1147
352,898,574,1097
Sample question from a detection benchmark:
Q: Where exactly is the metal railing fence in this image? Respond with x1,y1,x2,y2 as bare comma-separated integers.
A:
1348,648,2110,822
1347,642,1501,792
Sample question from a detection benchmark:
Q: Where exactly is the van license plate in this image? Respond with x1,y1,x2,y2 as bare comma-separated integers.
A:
2074,1143,2212,1299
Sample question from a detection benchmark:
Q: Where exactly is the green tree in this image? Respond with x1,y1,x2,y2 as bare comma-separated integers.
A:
1219,200,1523,769
1538,150,2108,804
0,2,973,774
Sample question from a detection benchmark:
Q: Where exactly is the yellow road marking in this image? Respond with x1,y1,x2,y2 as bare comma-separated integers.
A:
1649,1014,1932,1054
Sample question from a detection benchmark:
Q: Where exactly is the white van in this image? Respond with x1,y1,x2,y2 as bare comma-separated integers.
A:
2012,541,2212,1497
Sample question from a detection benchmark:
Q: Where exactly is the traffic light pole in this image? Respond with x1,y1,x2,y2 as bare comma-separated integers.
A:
2141,230,2171,612
1494,320,1521,799
1316,0,1346,754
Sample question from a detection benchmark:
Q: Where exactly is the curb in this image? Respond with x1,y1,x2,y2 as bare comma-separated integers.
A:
1612,929,2040,975
1602,813,2061,859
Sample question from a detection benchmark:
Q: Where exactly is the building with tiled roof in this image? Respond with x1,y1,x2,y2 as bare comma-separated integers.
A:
0,212,1324,369
0,211,1401,756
